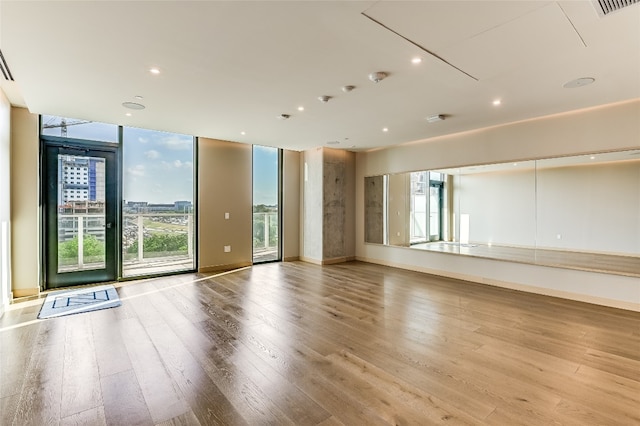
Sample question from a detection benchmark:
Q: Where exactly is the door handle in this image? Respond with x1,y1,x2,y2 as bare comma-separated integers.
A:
106,223,112,229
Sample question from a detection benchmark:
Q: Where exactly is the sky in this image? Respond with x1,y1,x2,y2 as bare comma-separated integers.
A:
253,145,278,206
42,116,279,206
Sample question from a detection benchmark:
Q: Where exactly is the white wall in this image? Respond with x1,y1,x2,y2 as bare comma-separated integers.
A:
537,161,640,254
0,89,11,315
302,148,323,261
458,167,537,247
356,100,640,311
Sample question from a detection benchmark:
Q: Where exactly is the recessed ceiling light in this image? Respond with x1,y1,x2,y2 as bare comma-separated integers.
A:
134,95,143,100
278,114,290,120
122,102,145,110
382,127,389,132
411,57,422,64
493,99,502,106
513,163,518,166
563,77,595,89
241,131,246,135
298,106,304,111
125,113,132,117
590,155,596,160
342,85,355,93
318,96,331,103
149,67,160,75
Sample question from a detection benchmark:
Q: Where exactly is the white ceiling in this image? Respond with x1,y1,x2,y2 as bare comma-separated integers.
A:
1,1,639,152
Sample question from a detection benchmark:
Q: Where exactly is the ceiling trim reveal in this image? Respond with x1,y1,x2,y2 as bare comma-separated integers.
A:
360,12,478,82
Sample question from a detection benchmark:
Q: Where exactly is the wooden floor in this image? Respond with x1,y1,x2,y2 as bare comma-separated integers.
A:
1,261,639,425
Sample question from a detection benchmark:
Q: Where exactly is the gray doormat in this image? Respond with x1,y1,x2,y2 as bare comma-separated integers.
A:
38,284,121,319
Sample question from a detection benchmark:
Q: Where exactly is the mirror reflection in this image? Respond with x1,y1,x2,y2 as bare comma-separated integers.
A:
364,149,640,277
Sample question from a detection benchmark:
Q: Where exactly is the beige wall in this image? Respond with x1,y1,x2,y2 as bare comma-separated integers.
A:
387,173,409,247
198,137,253,272
10,107,40,297
0,89,11,314
282,150,300,261
356,100,640,311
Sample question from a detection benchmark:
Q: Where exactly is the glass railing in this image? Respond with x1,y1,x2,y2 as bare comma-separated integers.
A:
56,212,195,276
253,212,279,262
122,213,195,276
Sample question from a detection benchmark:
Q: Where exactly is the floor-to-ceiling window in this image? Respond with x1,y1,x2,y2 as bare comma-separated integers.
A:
122,127,196,277
39,116,196,287
252,145,281,263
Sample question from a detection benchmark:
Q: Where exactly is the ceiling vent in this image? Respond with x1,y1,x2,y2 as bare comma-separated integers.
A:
0,49,14,81
592,0,639,17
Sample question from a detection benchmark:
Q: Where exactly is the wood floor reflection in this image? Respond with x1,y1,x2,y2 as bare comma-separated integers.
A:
413,242,640,277
1,261,639,425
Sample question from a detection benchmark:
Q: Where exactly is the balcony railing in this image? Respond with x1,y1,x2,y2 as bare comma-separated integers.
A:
122,213,194,276
253,212,279,262
57,213,195,276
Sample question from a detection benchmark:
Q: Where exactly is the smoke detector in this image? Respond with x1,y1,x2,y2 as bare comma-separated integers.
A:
368,72,388,83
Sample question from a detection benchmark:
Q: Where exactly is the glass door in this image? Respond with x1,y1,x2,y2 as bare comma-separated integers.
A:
44,144,117,288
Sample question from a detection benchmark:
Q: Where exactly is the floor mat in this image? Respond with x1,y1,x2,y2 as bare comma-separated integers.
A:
38,284,121,319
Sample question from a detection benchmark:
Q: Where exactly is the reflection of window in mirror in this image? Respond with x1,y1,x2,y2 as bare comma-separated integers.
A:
410,171,448,248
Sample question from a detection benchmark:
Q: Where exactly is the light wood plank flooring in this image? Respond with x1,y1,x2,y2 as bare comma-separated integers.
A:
1,261,639,425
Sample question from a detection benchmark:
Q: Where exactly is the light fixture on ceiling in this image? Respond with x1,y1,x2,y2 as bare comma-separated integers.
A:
382,127,389,132
149,67,160,75
134,95,144,100
318,96,332,103
342,85,355,93
426,114,445,123
493,99,502,106
298,106,305,111
369,72,388,83
278,114,290,120
125,113,132,117
241,131,246,135
122,102,145,110
411,57,422,64
563,77,595,89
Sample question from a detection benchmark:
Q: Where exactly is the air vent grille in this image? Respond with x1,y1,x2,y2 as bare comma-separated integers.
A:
592,0,639,16
0,49,14,81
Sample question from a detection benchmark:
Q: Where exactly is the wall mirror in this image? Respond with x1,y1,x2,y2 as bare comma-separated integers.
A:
364,149,640,277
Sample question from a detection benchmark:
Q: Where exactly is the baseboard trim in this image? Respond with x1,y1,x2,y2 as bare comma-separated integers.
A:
198,262,252,273
299,256,322,265
12,288,40,298
300,256,356,266
355,256,640,312
283,256,300,262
